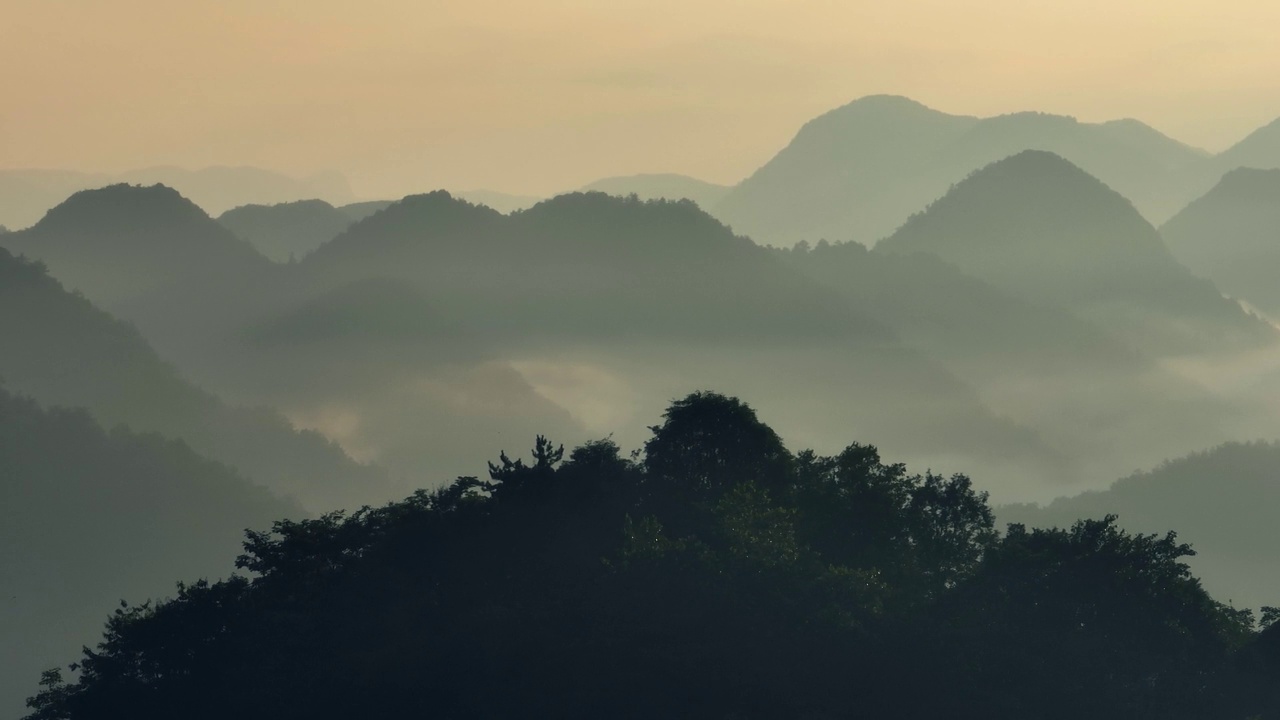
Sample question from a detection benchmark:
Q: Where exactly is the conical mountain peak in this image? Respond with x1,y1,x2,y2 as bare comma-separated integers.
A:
32,183,210,236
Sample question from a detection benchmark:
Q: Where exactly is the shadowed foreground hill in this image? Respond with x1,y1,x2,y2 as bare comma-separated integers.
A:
217,199,355,262
0,248,389,510
1160,168,1280,315
1000,441,1280,612
876,151,1271,355
22,393,1280,720
0,389,299,718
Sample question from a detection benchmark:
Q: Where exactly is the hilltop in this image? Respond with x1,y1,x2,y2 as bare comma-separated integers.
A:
876,151,1270,355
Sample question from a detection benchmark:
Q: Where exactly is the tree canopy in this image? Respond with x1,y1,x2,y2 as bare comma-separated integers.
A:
23,392,1280,720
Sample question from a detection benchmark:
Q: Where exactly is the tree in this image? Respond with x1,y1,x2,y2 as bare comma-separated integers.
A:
643,391,792,501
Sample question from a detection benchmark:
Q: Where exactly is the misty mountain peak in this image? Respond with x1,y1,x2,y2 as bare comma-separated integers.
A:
896,149,1144,229
1217,115,1280,169
1212,166,1280,200
31,183,210,236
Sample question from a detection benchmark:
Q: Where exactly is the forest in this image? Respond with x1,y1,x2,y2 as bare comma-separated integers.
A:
21,392,1280,719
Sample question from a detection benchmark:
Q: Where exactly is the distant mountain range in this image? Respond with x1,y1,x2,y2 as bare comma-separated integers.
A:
0,166,355,230
876,151,1271,356
0,246,388,511
713,95,1279,246
218,199,358,262
7,150,1278,501
2,185,584,488
6,95,1278,252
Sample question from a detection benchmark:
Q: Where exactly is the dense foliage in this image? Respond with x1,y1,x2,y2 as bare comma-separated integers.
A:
24,393,1280,719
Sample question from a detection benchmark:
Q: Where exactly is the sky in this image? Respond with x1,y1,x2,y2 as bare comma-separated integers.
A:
3,0,1280,199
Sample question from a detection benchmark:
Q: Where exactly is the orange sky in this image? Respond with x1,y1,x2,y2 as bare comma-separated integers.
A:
3,0,1279,198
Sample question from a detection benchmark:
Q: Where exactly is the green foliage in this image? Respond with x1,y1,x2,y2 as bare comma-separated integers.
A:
21,392,1280,720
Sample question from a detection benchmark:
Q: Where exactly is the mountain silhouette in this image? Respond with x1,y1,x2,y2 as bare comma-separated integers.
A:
580,173,731,208
297,190,1072,496
338,200,396,221
0,247,389,511
875,151,1271,355
454,189,542,213
713,95,1207,245
1,184,285,388
218,199,355,262
5,184,272,307
778,239,1237,483
1160,168,1280,315
0,387,299,717
1213,117,1280,172
0,166,354,230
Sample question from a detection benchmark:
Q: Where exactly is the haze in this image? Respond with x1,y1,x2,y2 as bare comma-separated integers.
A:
4,0,1280,198
11,3,1280,717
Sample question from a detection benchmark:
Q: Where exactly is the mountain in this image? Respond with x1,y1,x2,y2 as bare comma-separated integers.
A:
218,199,355,262
1,184,280,380
777,239,1237,482
297,190,1074,498
4,183,272,307
2,187,583,488
713,95,1207,245
339,200,396,222
236,275,583,481
1160,168,1280,315
1213,117,1280,172
0,247,390,510
0,166,355,230
875,151,1271,355
580,173,731,209
455,189,542,213
0,388,299,717
999,441,1280,612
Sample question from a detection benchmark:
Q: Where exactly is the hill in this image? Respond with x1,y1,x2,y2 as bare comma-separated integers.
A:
298,190,1075,497
1160,168,1280,315
0,388,299,718
999,441,1280,612
0,247,390,511
875,151,1271,355
236,275,584,483
3,183,273,308
712,95,1207,245
0,166,355,230
455,189,542,213
777,239,1236,482
580,173,731,208
0,183,284,383
1213,117,1280,173
218,199,355,262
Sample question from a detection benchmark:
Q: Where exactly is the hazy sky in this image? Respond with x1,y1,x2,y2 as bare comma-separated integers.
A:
3,0,1279,198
